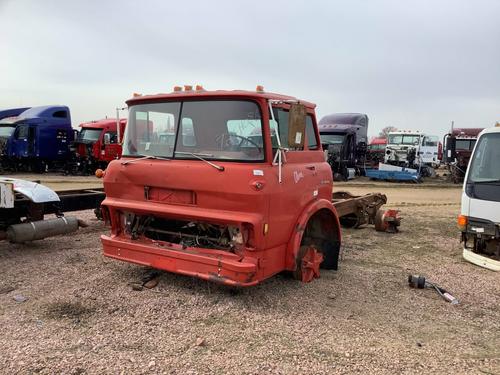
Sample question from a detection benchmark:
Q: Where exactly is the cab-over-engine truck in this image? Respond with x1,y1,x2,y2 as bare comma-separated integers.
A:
99,86,393,286
458,125,500,271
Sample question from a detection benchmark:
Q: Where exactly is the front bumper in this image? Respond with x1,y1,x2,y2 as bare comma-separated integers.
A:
463,248,500,272
101,235,260,286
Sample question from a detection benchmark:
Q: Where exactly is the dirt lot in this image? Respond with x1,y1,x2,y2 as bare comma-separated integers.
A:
0,177,498,374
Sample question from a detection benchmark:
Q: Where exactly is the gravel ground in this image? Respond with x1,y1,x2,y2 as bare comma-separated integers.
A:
0,180,499,374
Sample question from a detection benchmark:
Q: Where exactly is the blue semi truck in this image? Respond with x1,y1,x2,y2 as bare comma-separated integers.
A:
0,105,75,172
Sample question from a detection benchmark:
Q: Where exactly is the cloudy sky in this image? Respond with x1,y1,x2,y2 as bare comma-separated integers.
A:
1,0,499,136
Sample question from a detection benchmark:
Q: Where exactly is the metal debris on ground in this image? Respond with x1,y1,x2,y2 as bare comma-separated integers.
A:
408,274,459,304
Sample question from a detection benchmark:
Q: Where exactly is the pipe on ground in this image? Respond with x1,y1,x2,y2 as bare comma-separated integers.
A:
6,216,80,243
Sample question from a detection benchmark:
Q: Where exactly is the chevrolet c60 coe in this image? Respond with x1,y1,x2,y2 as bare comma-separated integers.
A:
100,87,341,286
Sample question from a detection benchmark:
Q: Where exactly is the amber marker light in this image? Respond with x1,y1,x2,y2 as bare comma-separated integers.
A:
173,86,182,92
256,85,265,92
184,85,193,91
195,85,204,91
263,223,269,235
457,215,468,231
95,169,105,179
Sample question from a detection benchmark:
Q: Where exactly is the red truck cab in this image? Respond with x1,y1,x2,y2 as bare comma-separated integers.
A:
75,118,126,172
100,87,341,286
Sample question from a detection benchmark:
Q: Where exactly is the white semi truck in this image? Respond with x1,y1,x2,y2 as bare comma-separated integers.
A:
384,130,440,168
458,125,500,271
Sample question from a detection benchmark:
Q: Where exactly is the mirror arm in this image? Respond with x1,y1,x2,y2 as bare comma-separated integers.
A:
269,101,287,183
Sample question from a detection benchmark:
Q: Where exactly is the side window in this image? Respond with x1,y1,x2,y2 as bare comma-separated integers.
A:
105,131,117,144
53,110,68,118
305,115,318,150
274,108,290,148
181,118,196,147
272,107,310,150
16,125,28,139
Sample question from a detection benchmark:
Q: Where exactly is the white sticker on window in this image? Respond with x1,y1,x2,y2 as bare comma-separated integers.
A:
253,169,264,176
145,142,151,151
295,132,302,144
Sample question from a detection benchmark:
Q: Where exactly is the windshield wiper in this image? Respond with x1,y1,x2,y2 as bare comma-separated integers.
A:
121,154,171,165
174,151,225,171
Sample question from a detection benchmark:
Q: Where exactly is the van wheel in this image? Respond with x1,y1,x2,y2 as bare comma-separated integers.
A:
293,245,323,283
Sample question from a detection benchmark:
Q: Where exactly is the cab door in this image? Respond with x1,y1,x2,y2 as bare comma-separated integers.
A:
266,106,325,254
103,131,120,161
12,125,29,158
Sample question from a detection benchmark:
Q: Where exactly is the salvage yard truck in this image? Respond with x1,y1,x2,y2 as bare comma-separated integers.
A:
384,130,440,174
69,118,127,174
459,124,500,271
99,86,395,286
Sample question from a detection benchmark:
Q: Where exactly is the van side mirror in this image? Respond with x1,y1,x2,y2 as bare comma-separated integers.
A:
288,103,306,148
104,133,111,145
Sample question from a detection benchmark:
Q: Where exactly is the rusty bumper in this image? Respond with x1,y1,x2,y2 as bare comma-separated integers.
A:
101,235,260,286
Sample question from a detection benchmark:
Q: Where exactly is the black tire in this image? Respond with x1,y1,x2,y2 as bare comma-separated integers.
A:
320,239,340,270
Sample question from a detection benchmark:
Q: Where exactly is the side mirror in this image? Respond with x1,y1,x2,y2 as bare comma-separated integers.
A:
104,133,111,145
287,103,306,148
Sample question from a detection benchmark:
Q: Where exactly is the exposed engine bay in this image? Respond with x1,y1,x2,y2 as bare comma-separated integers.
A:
122,213,246,251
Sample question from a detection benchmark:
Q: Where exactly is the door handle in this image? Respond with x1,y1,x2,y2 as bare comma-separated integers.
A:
306,165,316,171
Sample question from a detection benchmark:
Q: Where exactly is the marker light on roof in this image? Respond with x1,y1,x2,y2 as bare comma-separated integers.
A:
195,85,204,91
256,85,265,92
133,93,142,97
184,85,193,91
173,86,182,92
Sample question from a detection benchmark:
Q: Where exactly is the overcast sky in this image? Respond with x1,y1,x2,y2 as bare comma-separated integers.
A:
1,0,499,137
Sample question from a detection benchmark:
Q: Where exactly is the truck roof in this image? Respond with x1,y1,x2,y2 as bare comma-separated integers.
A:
318,113,368,127
6,105,72,127
0,107,31,121
450,127,484,137
370,137,387,145
478,125,500,136
126,89,316,109
80,118,126,130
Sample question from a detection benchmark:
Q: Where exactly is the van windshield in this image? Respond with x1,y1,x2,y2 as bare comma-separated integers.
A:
467,133,500,183
0,125,15,137
122,100,264,161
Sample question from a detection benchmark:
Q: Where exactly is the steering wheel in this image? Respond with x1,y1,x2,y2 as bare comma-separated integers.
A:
218,134,262,153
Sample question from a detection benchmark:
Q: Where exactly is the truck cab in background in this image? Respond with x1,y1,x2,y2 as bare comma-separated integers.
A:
384,130,440,176
318,113,368,181
459,125,500,271
71,118,126,174
366,137,387,167
443,128,483,183
0,106,74,172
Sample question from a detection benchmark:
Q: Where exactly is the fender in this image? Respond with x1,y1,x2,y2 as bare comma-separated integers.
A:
285,198,342,270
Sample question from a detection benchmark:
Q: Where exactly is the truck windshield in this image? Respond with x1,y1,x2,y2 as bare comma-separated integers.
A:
388,134,420,145
0,125,15,137
122,100,264,161
456,139,476,150
79,128,102,142
467,133,500,183
320,134,345,145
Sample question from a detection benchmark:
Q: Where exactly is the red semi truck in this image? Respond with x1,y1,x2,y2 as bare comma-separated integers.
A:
71,118,127,174
99,86,394,286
